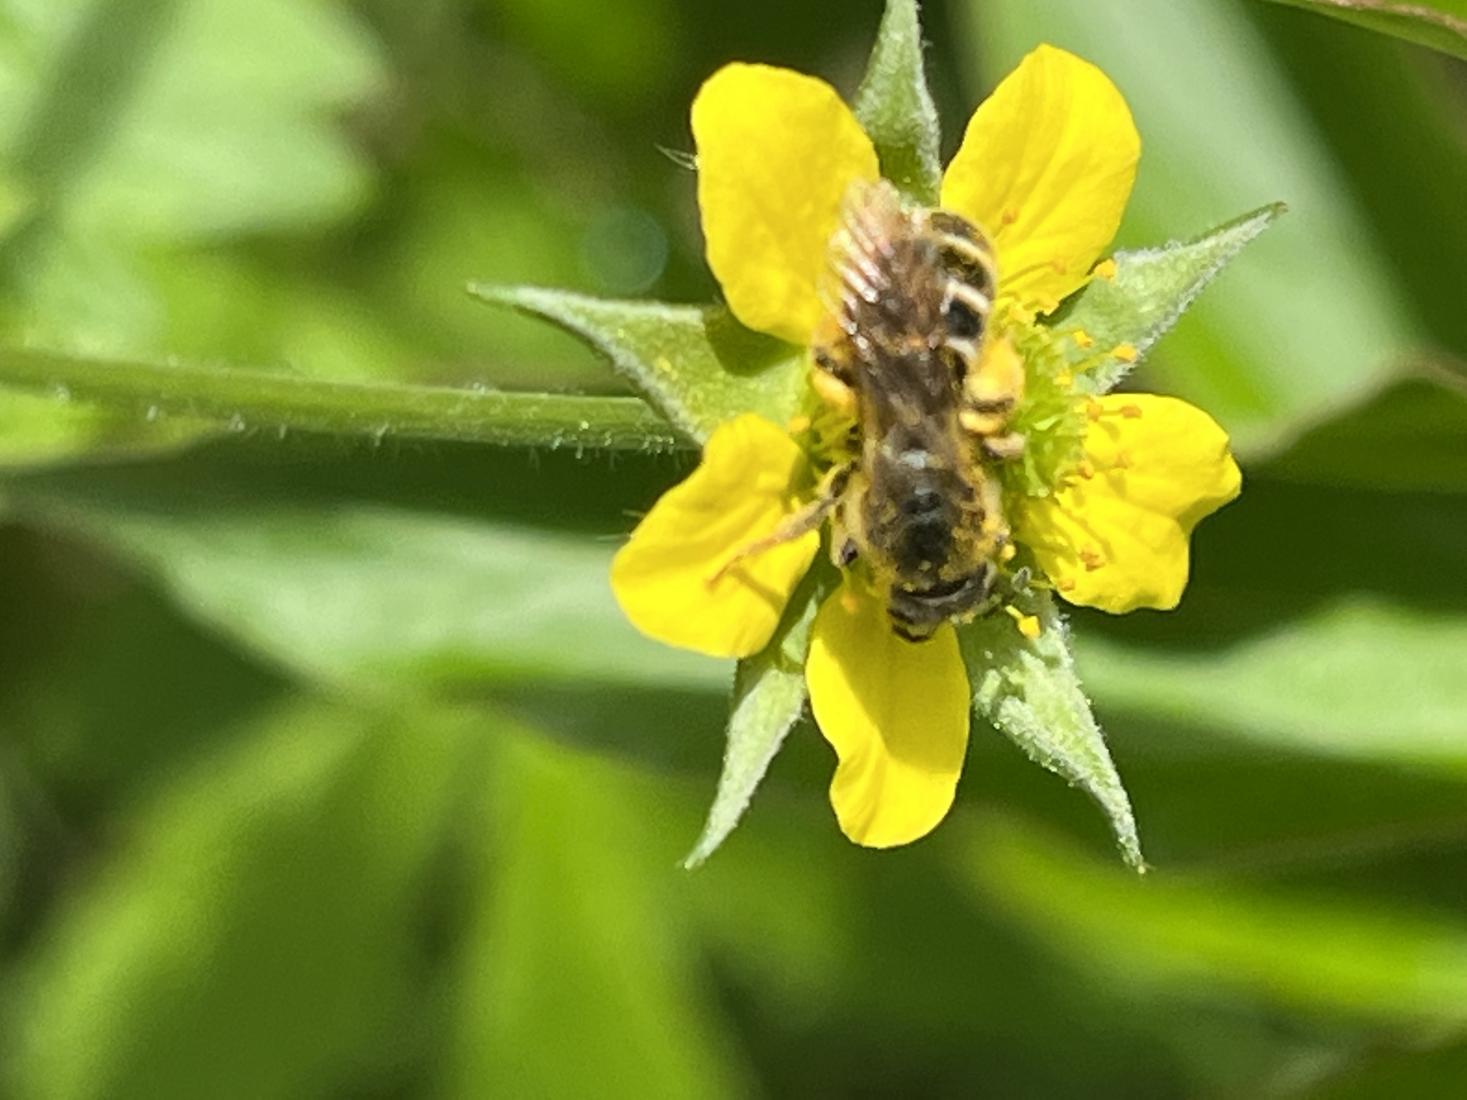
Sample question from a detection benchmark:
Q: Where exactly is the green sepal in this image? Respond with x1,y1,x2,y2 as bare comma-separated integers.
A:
683,562,836,868
854,0,943,205
1057,204,1285,395
472,286,806,444
958,589,1144,871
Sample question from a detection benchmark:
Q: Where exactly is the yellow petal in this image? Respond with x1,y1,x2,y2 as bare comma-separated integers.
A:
806,581,971,848
692,63,879,345
940,44,1139,313
1017,395,1242,613
611,414,819,659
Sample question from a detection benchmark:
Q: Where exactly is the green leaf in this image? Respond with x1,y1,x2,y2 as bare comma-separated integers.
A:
963,0,1422,456
3,700,483,1100
472,286,805,443
0,346,681,452
0,0,385,464
2,0,381,244
1258,0,1467,61
854,0,943,205
1261,368,1467,494
13,494,724,696
447,733,752,1098
1080,597,1467,771
965,813,1467,1023
1059,205,1285,395
959,591,1143,870
683,566,833,869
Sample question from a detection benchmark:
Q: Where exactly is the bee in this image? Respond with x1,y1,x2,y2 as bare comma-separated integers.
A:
718,180,1026,641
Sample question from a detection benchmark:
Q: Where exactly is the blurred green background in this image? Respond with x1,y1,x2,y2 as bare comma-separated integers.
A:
2,0,1467,1096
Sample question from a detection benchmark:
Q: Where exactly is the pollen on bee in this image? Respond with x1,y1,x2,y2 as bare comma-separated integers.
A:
1112,343,1139,363
1092,258,1118,281
786,414,812,433
999,542,1017,563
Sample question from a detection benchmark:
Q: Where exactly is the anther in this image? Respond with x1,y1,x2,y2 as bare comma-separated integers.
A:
1057,577,1077,592
1085,400,1105,421
1092,258,1118,281
1071,329,1094,349
1120,403,1143,419
1076,460,1096,480
1112,343,1139,363
1113,449,1133,470
1005,605,1042,640
1002,208,1019,226
1079,547,1105,572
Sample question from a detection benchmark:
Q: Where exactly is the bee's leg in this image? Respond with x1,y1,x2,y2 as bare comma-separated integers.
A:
811,349,858,418
980,431,1026,462
827,473,866,568
709,464,852,583
960,335,1024,437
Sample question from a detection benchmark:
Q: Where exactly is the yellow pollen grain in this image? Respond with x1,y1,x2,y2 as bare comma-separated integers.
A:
1079,547,1105,571
1112,343,1139,363
1002,208,1019,226
1057,577,1077,592
1093,258,1118,281
1071,330,1094,350
1121,403,1143,419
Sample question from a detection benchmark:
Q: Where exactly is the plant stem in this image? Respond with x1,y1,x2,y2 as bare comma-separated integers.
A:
0,346,687,452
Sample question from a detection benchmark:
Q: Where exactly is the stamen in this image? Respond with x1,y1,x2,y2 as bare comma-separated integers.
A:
1071,329,1094,349
1057,577,1077,593
1120,403,1143,419
1079,547,1105,572
1076,460,1096,480
1002,208,1019,226
1112,343,1139,363
1005,605,1042,640
1085,400,1105,422
1092,258,1118,281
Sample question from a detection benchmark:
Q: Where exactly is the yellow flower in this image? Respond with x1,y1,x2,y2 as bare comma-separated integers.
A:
612,45,1241,848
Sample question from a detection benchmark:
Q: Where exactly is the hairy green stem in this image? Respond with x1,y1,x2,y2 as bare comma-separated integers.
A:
0,346,687,452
